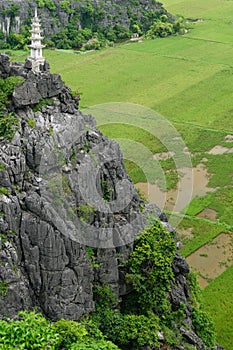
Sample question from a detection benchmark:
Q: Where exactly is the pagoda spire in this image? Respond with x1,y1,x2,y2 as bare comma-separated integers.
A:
28,7,45,72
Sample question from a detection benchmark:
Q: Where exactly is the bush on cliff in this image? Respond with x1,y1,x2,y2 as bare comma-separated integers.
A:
0,76,24,140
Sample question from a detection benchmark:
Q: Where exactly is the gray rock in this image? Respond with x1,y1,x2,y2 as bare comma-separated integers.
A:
0,53,10,78
180,326,205,350
13,81,41,107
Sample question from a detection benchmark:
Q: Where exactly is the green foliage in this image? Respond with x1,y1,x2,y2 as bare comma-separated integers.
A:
0,162,7,170
0,76,24,140
70,340,119,349
186,271,216,348
145,16,186,39
0,1,183,50
77,204,96,223
0,311,61,348
0,76,24,110
146,20,174,39
60,0,74,14
187,270,202,306
0,280,8,297
32,98,53,112
37,0,56,10
202,265,233,349
126,219,176,314
93,287,160,349
7,31,28,50
1,4,19,17
0,187,11,195
192,308,216,348
27,118,36,128
0,112,19,141
85,247,100,268
0,230,7,243
100,178,112,202
53,319,87,348
117,313,160,349
0,311,120,349
94,284,118,312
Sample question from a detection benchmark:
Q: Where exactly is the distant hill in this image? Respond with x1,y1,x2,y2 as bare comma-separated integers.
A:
0,0,183,50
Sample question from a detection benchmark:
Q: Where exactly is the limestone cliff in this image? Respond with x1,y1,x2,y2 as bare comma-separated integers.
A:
0,0,168,38
0,53,223,349
0,52,146,320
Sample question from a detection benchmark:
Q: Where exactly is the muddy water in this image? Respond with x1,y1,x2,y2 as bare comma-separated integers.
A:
186,233,233,289
135,163,215,212
197,208,218,221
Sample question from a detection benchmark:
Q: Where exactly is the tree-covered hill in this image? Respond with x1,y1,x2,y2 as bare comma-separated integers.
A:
0,0,186,50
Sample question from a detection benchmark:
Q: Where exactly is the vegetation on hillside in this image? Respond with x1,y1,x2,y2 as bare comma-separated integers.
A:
0,220,216,349
0,0,187,51
0,76,24,140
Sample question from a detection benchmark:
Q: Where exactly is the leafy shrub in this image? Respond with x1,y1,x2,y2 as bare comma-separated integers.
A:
0,76,24,140
53,319,87,348
0,311,61,349
70,340,119,349
126,219,176,314
192,308,216,349
0,112,19,140
0,187,11,195
32,98,53,112
77,204,96,222
0,280,8,296
146,20,174,38
0,311,120,349
117,313,160,349
145,16,187,39
27,118,36,128
93,286,160,349
0,162,7,170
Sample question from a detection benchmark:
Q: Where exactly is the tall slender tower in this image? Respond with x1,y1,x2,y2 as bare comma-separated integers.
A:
28,8,45,72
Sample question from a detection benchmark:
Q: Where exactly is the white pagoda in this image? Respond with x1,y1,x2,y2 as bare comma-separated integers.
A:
28,8,45,72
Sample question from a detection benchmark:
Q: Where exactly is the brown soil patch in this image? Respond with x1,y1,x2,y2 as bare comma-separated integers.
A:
186,233,233,289
207,145,233,155
153,151,175,160
196,208,218,221
177,227,194,240
135,163,214,212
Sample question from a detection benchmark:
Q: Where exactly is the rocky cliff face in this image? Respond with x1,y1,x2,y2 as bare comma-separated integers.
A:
0,53,223,349
0,0,168,37
0,52,146,320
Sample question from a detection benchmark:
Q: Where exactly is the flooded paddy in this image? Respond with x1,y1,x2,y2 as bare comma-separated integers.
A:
186,233,233,288
135,163,215,212
196,208,218,221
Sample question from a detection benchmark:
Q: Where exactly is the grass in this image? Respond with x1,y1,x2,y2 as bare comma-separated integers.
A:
186,187,233,227
178,216,230,257
202,265,233,349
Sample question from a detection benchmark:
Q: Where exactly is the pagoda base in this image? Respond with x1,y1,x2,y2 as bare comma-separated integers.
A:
28,57,45,72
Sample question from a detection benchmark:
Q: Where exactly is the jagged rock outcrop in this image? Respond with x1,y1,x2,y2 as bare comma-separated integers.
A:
0,52,145,320
0,53,223,349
